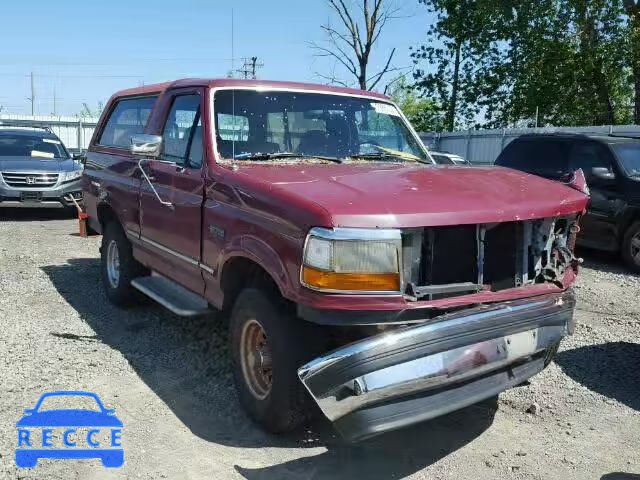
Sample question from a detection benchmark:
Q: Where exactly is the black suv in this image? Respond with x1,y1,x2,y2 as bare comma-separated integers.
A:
495,133,640,272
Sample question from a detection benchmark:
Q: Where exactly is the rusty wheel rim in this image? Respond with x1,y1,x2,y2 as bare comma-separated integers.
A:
239,319,273,400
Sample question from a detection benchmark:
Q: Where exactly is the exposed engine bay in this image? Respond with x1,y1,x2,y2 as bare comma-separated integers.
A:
401,215,581,301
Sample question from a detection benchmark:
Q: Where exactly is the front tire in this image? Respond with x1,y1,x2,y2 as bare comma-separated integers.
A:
101,222,147,307
621,221,640,273
229,288,324,433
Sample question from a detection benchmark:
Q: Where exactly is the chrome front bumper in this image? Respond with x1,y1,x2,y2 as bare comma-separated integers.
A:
298,291,575,442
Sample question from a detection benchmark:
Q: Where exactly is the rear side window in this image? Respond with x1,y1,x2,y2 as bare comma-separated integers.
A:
98,96,158,148
497,139,570,179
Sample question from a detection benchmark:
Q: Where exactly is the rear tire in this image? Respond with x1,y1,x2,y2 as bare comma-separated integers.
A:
101,221,147,307
229,288,324,433
621,221,640,273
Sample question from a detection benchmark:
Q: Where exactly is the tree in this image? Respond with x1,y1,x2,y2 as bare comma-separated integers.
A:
312,0,401,90
623,0,640,123
388,76,443,131
410,0,501,130
412,0,633,129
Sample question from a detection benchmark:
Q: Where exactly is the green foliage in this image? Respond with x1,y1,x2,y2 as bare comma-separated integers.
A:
411,0,638,129
389,76,443,131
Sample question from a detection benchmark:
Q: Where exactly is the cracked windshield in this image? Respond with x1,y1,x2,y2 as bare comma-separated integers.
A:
214,90,429,163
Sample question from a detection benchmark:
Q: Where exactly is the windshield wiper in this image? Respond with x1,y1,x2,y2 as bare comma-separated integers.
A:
348,152,431,164
233,152,343,163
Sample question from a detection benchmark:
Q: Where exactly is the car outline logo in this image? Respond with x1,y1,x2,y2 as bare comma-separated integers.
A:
15,391,123,468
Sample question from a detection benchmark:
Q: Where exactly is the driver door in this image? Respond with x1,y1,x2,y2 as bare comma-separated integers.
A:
568,140,620,250
139,90,205,294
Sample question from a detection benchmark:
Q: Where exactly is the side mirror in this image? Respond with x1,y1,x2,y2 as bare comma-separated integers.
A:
130,134,162,158
72,152,86,165
591,167,615,181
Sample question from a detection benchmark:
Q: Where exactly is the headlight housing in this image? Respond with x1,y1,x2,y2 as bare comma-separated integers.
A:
60,169,83,183
301,227,402,293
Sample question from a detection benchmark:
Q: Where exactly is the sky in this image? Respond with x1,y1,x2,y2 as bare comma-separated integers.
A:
0,0,432,117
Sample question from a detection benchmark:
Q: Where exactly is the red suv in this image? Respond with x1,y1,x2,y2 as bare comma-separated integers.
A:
82,78,588,442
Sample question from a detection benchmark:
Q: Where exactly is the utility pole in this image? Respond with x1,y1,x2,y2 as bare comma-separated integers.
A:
236,57,263,79
53,87,57,116
27,72,35,116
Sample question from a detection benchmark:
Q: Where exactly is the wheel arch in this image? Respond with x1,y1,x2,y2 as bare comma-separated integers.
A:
96,202,122,232
220,255,288,312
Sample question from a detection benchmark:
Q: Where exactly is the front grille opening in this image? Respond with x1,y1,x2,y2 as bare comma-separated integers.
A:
404,215,577,302
420,225,477,286
484,222,523,291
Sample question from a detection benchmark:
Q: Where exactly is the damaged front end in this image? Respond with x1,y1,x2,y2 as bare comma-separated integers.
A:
401,215,582,302
298,215,582,442
299,290,575,442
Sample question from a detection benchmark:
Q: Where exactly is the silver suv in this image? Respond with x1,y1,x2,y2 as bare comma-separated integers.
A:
0,125,84,209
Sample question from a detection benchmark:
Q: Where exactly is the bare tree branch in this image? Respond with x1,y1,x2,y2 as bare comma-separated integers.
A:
316,71,353,88
310,42,358,76
314,0,399,91
367,47,397,91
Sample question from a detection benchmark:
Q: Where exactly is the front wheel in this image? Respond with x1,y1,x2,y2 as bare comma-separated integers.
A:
100,222,147,307
621,221,640,274
229,288,324,433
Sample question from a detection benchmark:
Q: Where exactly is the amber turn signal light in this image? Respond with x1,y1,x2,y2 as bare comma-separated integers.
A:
302,266,400,292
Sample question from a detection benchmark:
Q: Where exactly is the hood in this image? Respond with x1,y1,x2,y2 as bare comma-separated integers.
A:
233,163,589,228
0,156,78,173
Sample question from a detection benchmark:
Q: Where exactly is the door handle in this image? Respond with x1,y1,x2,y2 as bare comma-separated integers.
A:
137,158,174,209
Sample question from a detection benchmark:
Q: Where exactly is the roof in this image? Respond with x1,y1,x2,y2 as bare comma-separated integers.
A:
0,127,58,138
516,133,640,144
110,78,391,101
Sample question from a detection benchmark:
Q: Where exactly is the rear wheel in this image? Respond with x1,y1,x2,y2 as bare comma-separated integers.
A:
101,221,147,306
621,221,640,273
229,288,324,433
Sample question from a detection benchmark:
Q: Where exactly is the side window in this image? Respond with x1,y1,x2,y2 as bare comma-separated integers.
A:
161,95,202,168
498,139,569,178
98,96,157,148
568,141,612,178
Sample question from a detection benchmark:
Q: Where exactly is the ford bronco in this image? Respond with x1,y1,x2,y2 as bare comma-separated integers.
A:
82,78,589,442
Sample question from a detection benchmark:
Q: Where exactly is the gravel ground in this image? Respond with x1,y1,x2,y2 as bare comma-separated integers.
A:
0,210,639,480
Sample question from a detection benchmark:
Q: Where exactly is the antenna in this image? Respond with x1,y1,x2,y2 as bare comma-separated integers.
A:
231,7,236,161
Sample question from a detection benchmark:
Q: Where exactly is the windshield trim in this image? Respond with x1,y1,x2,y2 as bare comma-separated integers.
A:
208,86,433,166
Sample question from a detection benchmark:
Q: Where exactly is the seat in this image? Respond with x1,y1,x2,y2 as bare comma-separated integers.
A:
325,115,352,157
297,130,328,157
